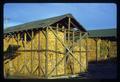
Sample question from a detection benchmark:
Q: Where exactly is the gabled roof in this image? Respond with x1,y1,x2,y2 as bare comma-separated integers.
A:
4,13,86,34
88,28,117,38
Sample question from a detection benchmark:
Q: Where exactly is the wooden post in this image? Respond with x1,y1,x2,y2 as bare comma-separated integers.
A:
72,30,74,74
17,33,20,73
95,39,98,63
9,34,13,75
107,40,110,60
31,31,33,74
38,30,41,76
79,32,81,72
55,24,58,76
68,17,71,48
86,33,88,70
45,27,48,78
64,28,66,75
24,32,26,74
68,17,70,74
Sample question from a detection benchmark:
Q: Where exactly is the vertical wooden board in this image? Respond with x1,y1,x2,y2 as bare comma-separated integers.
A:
57,53,64,75
81,52,87,72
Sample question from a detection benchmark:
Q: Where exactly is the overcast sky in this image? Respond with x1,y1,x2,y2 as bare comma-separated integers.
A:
4,3,116,30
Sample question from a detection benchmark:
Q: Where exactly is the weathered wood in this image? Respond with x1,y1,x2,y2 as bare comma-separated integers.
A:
86,34,88,70
79,32,81,72
95,39,98,63
17,33,20,73
31,31,33,74
38,30,41,76
55,24,58,76
71,20,79,29
45,27,48,78
72,31,75,74
24,32,26,74
64,27,66,75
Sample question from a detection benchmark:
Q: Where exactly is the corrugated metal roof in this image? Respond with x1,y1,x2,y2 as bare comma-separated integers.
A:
88,28,117,38
4,13,86,34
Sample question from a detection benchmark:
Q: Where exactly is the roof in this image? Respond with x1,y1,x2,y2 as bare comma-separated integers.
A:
88,28,117,38
4,13,86,34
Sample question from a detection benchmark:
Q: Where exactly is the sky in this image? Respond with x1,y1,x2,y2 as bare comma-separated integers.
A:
4,3,117,30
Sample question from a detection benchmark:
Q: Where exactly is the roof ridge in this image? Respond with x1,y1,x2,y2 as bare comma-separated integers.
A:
88,28,116,31
5,13,73,29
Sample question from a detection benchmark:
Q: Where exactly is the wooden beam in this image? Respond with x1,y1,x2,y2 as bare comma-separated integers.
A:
86,34,88,70
55,24,58,76
24,32,26,74
17,33,20,73
45,27,48,78
79,32,81,72
72,30,75,74
64,27,66,75
95,39,98,63
38,30,41,76
31,31,33,74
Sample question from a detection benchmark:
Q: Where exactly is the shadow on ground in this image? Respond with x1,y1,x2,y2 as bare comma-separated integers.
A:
77,57,117,79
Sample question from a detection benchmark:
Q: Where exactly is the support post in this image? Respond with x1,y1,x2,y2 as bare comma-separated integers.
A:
45,27,48,78
79,32,81,72
17,33,20,73
31,31,33,74
38,30,41,76
95,39,98,63
86,33,88,70
64,27,66,75
72,30,74,74
24,32,26,74
55,24,58,76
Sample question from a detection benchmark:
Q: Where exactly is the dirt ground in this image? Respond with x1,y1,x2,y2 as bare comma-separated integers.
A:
72,62,117,79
